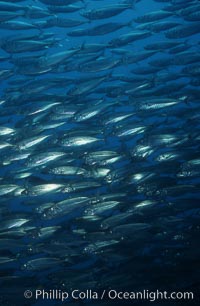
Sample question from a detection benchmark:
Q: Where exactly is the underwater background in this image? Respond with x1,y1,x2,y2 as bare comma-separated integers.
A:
0,0,200,305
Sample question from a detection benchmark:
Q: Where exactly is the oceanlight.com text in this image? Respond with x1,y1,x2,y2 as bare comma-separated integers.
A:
24,289,195,302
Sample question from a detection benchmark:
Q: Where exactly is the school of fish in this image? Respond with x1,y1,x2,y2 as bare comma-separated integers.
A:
0,0,200,304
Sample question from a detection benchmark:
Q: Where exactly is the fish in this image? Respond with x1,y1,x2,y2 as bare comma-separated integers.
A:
101,212,134,230
15,135,50,150
80,3,133,20
39,0,81,5
25,151,66,168
22,258,63,271
0,257,16,264
43,17,87,28
78,57,121,73
22,183,65,196
137,97,183,110
136,21,181,32
73,101,115,121
109,30,151,47
0,0,199,303
84,150,122,166
59,136,102,147
0,11,24,22
166,23,200,38
68,75,109,96
0,126,15,135
83,239,120,254
68,21,132,36
0,218,29,231
0,184,19,196
48,5,84,13
0,2,23,11
144,40,182,50
182,63,200,76
78,42,108,54
122,50,157,64
1,37,57,53
134,10,173,23
41,197,90,220
25,5,52,18
183,12,200,22
46,165,87,176
0,20,36,30
84,200,120,216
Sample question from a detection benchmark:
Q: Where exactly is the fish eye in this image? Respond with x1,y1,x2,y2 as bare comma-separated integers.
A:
42,213,47,219
22,189,29,195
22,263,27,270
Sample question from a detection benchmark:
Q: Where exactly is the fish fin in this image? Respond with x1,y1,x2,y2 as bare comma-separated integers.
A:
127,19,134,28
180,95,189,105
120,0,135,8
